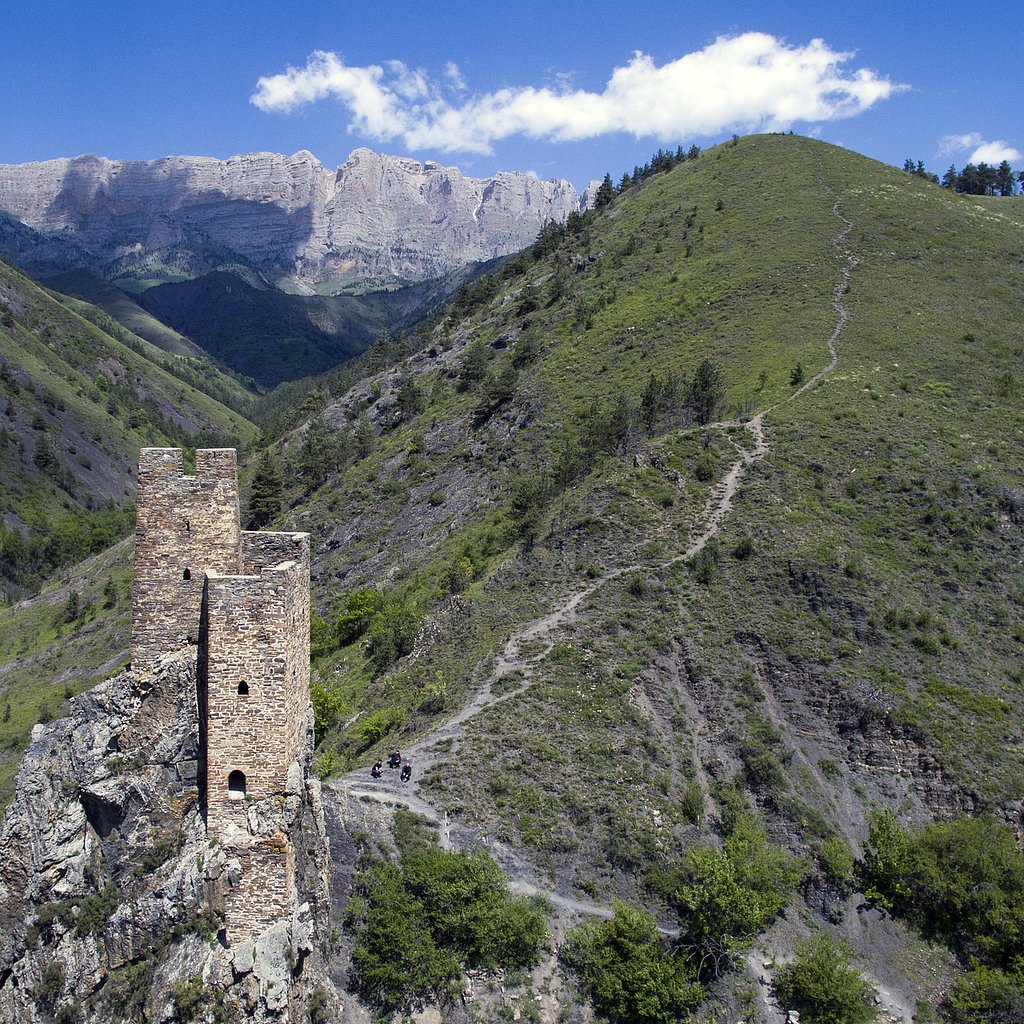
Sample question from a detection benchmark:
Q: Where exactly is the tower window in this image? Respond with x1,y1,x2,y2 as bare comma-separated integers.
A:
228,770,246,799
184,520,190,532
183,568,191,580
237,681,249,696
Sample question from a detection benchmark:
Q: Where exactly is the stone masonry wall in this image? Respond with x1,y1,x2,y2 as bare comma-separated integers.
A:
131,448,312,946
131,448,242,674
204,531,310,944
225,839,297,941
204,533,310,834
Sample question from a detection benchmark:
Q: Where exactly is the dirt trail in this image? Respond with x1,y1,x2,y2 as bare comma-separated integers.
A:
332,175,859,925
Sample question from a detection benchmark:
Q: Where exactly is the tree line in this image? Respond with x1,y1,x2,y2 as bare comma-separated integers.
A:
902,157,1022,196
593,141,705,208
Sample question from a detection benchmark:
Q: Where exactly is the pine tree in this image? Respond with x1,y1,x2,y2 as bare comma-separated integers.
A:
688,359,727,426
594,173,615,208
247,452,283,529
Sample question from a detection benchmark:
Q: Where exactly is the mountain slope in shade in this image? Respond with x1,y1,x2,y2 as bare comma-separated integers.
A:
42,269,202,357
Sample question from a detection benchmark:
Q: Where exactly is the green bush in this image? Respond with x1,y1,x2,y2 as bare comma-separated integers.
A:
774,934,878,1024
348,845,547,1014
365,602,420,673
945,967,1024,1024
309,611,335,658
678,813,803,962
818,837,854,885
310,682,349,744
73,883,119,936
562,902,704,1024
861,810,1024,971
336,588,385,646
693,454,717,482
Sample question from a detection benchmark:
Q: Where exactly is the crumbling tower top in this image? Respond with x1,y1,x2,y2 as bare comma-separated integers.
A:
131,448,243,673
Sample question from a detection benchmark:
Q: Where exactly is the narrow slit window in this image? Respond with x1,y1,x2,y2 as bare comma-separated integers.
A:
228,770,246,799
183,568,191,580
237,681,249,696
184,520,190,532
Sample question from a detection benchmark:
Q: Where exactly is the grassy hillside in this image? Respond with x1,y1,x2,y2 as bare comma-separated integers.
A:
259,134,1022,1016
0,258,258,595
43,269,203,358
0,541,131,806
2,134,1022,1018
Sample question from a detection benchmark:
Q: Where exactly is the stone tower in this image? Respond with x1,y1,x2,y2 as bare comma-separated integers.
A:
131,448,311,943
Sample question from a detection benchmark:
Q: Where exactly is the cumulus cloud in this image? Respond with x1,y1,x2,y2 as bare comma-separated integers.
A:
939,132,1021,164
251,34,904,154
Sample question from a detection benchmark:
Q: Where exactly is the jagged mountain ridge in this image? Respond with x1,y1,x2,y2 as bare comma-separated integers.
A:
0,148,580,292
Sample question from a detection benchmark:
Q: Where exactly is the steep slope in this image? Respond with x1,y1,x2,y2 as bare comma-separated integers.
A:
261,135,1022,1018
0,651,332,1024
42,270,202,358
0,258,259,596
2,135,1023,1021
0,148,579,291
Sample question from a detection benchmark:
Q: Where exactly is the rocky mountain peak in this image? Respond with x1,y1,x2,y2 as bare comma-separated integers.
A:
0,147,581,290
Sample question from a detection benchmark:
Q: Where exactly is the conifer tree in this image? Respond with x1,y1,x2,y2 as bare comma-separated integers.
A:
247,452,283,528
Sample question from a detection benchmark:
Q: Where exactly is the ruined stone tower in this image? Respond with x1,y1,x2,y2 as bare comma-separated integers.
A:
131,448,310,944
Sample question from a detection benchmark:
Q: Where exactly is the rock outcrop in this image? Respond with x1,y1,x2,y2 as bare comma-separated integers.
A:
0,148,579,290
0,652,334,1023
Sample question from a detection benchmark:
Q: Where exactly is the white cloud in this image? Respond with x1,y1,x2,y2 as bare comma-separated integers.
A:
968,141,1021,164
251,33,905,154
939,132,1021,165
443,62,466,92
938,132,983,156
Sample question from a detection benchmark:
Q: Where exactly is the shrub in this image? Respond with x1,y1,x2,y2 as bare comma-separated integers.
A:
945,967,1024,1024
365,603,419,672
678,813,803,966
336,588,385,646
562,902,704,1024
310,682,349,744
693,454,717,482
861,811,1024,971
774,934,878,1024
74,884,119,936
733,535,755,560
444,556,474,594
348,846,546,1014
309,611,335,658
37,961,64,1013
819,837,855,885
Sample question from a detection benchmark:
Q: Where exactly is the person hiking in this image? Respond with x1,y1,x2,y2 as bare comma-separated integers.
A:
371,760,383,778
388,750,401,769
400,762,412,783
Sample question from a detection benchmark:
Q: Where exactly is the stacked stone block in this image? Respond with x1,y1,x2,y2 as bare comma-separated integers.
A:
130,448,311,945
131,448,242,673
204,532,310,834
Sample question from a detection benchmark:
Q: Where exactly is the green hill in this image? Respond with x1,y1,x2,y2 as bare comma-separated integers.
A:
261,134,1022,1015
2,134,1023,1018
0,257,259,597
42,269,203,358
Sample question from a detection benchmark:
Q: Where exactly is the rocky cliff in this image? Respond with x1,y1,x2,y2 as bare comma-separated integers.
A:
0,653,335,1023
0,149,580,291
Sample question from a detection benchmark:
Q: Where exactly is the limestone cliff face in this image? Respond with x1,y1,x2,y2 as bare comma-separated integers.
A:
0,148,580,289
0,653,334,1023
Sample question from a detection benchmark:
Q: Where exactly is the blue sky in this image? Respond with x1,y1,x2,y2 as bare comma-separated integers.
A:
2,0,1020,191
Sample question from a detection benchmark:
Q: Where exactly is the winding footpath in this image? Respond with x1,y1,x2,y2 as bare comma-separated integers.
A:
329,179,859,927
